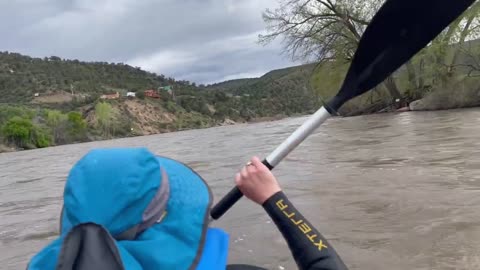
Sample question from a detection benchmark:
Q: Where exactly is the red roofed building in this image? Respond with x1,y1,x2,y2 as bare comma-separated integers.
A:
144,89,160,98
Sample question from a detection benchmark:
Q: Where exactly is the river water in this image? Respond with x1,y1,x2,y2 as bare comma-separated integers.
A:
2,108,480,269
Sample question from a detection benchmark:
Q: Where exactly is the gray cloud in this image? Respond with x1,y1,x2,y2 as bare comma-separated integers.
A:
0,0,301,84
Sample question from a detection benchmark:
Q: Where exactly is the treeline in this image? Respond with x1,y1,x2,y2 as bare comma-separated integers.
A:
0,47,325,151
0,50,320,120
0,52,199,104
0,105,87,149
0,70,320,150
0,101,137,150
203,64,321,119
259,0,480,115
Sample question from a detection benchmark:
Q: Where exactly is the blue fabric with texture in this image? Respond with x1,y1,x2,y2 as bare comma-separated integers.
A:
27,147,229,270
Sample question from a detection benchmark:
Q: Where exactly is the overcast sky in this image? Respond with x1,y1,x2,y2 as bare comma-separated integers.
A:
0,0,302,84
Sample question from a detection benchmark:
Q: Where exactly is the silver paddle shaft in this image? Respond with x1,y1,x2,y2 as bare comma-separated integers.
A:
209,106,332,221
266,106,331,167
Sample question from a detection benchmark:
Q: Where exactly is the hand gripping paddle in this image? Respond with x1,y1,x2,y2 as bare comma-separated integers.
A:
211,0,476,220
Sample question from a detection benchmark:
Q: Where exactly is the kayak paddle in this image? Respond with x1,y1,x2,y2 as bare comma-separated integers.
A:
211,0,476,220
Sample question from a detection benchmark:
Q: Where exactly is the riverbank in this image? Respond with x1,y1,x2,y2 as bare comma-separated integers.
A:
3,89,480,154
3,104,480,154
349,79,480,115
0,112,307,153
0,144,14,153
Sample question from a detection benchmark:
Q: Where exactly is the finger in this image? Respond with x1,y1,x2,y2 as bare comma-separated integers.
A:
246,163,256,174
240,166,248,179
235,173,242,186
251,156,266,171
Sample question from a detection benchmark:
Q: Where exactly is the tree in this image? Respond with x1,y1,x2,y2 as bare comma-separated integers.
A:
67,112,87,141
45,109,67,144
95,102,113,137
259,0,401,101
259,0,377,62
407,1,480,92
2,117,33,148
260,0,480,107
460,43,480,77
0,105,35,124
32,127,52,148
259,0,401,102
1,116,51,148
443,2,480,79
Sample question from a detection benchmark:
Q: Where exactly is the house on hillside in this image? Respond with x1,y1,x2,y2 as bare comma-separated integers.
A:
159,85,173,96
126,92,136,98
144,89,160,98
100,92,120,100
159,85,176,101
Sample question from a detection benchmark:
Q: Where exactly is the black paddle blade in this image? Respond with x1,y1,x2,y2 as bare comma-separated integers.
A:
210,0,475,220
327,0,476,112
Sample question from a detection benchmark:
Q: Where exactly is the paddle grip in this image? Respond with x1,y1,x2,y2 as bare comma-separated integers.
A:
211,107,331,220
210,186,243,220
210,159,273,220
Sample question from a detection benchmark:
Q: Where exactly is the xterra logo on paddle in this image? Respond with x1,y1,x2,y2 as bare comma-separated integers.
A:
276,199,328,251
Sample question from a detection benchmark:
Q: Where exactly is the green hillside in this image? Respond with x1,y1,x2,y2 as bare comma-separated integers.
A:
205,63,321,115
1,35,478,152
0,51,322,152
206,78,259,91
0,52,200,104
206,64,316,94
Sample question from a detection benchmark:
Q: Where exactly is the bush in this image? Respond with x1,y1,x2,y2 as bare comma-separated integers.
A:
165,101,177,113
44,109,67,144
136,91,145,99
1,116,52,148
67,111,87,141
32,127,52,148
0,105,35,125
95,102,113,137
112,119,133,137
2,116,33,148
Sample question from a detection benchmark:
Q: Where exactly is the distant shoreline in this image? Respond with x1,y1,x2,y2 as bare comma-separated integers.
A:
3,105,480,154
0,113,306,153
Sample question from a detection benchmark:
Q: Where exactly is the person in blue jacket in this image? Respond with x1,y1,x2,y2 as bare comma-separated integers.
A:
27,147,347,270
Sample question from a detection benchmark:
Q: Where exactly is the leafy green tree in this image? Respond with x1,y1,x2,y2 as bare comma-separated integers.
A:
2,116,33,148
259,0,401,100
1,117,50,148
259,0,480,111
45,109,67,143
32,127,52,148
95,102,113,137
67,111,87,141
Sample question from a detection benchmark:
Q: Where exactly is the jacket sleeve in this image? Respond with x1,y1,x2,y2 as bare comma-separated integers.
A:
262,191,348,270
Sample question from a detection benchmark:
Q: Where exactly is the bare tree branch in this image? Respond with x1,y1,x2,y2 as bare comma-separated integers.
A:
259,0,375,63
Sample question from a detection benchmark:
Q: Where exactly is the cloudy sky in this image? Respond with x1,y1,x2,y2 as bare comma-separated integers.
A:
0,0,302,84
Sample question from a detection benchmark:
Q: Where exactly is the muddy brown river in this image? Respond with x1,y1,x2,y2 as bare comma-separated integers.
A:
2,109,480,269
